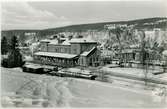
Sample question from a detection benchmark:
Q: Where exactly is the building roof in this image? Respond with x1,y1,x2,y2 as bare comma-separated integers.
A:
60,38,67,40
69,38,97,43
121,49,135,54
40,38,97,45
129,44,140,48
61,40,71,45
81,47,96,56
49,39,58,45
34,52,78,59
40,39,52,43
41,38,71,45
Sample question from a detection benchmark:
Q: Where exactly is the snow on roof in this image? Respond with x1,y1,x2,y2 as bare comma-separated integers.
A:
81,51,90,56
70,38,97,43
41,38,71,45
81,47,96,56
34,52,77,59
121,49,134,53
40,38,97,45
60,38,67,40
62,40,71,45
40,39,52,42
49,39,58,45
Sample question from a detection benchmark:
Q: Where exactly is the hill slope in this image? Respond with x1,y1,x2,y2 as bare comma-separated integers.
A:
44,17,167,32
1,17,167,42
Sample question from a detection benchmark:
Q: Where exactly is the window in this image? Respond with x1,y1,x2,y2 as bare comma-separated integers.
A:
80,58,82,65
96,57,98,61
82,58,84,65
80,58,84,65
90,58,92,62
65,48,68,53
74,49,77,54
55,48,58,52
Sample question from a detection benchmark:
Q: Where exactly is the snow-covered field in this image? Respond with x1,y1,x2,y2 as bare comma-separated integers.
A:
1,67,167,107
102,67,162,78
157,73,167,80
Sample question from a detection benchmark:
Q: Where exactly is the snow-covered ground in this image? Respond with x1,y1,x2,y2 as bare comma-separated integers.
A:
102,67,160,78
1,67,167,107
157,73,167,81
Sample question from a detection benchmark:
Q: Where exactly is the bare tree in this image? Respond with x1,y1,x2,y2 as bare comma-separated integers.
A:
162,51,167,73
139,31,150,86
107,26,124,66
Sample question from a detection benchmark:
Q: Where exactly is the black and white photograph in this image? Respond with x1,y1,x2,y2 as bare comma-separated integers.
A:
1,0,167,108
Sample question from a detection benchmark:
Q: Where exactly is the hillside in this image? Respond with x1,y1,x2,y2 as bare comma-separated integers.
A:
1,17,167,43
44,17,167,32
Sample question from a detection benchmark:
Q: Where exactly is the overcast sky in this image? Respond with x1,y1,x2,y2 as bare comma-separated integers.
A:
1,1,167,30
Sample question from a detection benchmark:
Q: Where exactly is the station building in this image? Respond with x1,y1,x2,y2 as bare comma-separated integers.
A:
33,36,101,67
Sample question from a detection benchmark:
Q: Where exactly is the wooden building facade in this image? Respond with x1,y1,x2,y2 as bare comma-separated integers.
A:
33,37,101,67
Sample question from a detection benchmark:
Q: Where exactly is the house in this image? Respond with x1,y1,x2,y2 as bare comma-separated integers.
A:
120,49,136,62
79,47,101,67
33,36,101,67
100,49,115,65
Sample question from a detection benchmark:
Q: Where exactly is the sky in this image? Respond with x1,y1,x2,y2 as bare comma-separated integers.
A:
1,0,167,30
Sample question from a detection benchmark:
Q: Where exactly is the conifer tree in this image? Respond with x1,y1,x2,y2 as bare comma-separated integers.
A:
2,36,24,67
1,37,8,55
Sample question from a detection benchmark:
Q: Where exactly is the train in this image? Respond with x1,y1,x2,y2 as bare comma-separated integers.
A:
22,63,97,80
